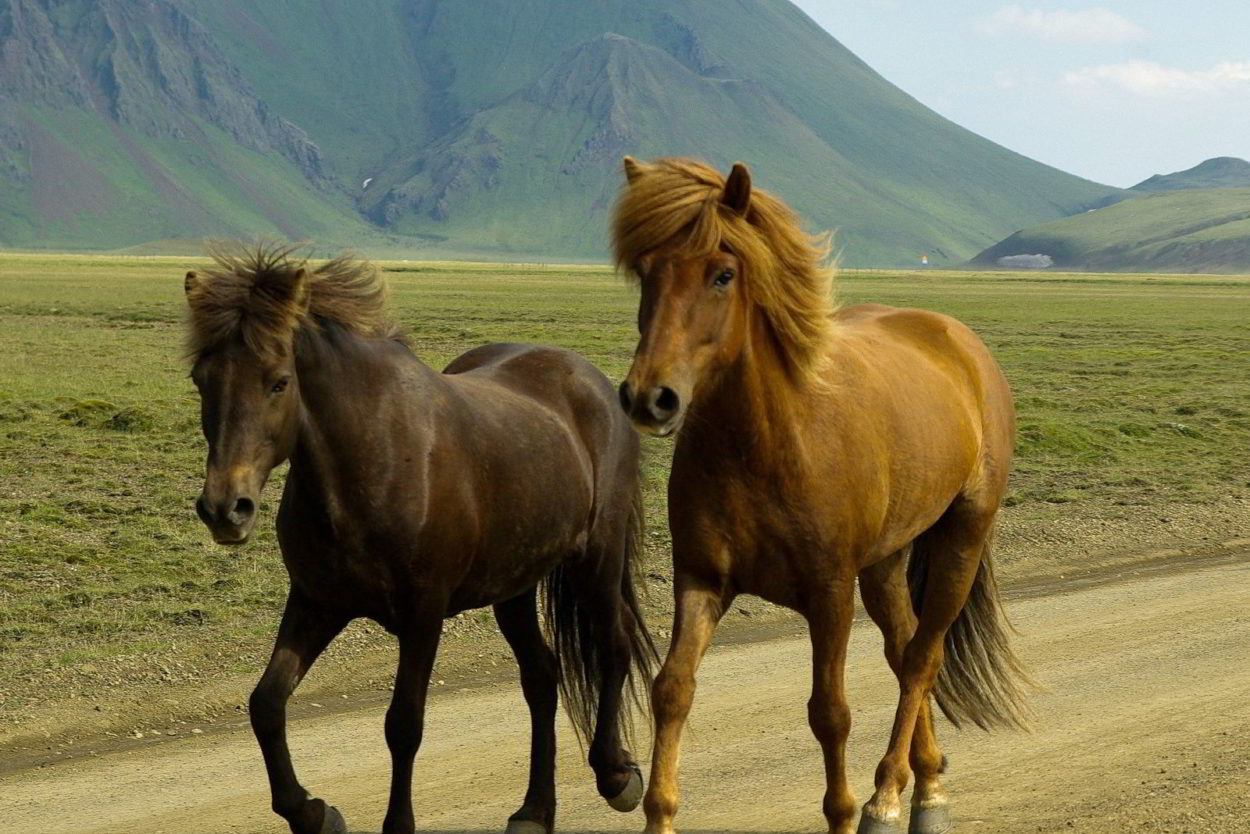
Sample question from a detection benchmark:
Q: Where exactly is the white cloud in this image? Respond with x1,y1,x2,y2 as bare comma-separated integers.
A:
974,6,1147,45
1065,60,1250,96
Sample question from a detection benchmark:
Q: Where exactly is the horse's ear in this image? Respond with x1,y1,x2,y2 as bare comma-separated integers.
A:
623,155,644,184
723,163,751,215
184,271,198,297
291,268,312,315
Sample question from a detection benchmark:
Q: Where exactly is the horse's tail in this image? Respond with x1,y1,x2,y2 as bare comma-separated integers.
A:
618,476,659,730
907,532,1033,731
543,472,657,747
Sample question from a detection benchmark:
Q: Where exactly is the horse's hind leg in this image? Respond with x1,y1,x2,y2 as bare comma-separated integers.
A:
577,548,645,810
859,551,949,834
805,579,858,834
859,503,997,834
494,588,559,834
250,590,349,834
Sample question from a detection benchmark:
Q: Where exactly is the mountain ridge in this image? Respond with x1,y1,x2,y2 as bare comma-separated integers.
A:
1131,157,1250,193
1,0,1123,264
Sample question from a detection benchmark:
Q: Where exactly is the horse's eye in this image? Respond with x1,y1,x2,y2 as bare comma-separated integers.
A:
270,377,290,394
714,269,734,287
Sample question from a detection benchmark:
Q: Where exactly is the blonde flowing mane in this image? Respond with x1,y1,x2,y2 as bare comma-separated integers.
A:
186,243,402,359
612,157,837,387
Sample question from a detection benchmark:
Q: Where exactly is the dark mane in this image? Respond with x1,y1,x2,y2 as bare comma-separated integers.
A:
185,243,403,359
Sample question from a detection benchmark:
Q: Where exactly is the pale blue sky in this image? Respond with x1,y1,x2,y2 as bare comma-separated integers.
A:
790,1,1250,186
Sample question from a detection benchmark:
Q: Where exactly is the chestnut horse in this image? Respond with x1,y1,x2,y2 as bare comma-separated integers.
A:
184,245,655,834
614,158,1029,834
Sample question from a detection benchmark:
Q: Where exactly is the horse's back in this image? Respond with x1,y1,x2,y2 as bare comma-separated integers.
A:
834,303,1014,504
386,343,634,610
836,303,990,356
834,303,1011,411
444,342,615,406
441,340,637,487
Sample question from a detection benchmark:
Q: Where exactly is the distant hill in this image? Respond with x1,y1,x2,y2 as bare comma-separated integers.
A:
969,188,1250,273
1132,157,1250,193
1,0,1122,264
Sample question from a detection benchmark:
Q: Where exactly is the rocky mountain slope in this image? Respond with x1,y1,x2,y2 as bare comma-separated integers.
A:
1,0,1122,263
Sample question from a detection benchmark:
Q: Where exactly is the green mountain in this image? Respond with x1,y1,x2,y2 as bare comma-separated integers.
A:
1132,157,1250,194
1,0,1122,264
0,0,386,250
970,188,1250,273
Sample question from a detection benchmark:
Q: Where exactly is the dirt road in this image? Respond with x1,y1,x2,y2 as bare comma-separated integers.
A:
3,552,1248,834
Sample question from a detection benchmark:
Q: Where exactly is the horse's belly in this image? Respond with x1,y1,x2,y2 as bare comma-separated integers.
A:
455,519,589,610
443,459,595,610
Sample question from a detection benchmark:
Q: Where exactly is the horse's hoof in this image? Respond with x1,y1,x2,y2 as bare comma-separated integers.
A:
320,804,347,834
909,803,953,834
857,812,902,834
607,764,644,812
504,820,550,834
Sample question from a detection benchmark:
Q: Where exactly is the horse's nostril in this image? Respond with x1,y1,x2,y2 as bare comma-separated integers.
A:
195,496,212,524
230,497,255,524
655,386,680,416
618,381,633,413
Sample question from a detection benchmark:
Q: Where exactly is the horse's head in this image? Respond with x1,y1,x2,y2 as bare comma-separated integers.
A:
613,157,836,437
184,256,308,545
615,158,754,436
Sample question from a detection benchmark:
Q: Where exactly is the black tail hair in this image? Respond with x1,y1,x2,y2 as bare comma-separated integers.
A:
543,475,657,746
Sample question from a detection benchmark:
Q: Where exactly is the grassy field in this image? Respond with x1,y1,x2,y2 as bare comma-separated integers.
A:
1,254,1249,717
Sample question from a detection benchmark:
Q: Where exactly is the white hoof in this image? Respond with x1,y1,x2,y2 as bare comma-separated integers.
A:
607,765,644,812
504,820,548,834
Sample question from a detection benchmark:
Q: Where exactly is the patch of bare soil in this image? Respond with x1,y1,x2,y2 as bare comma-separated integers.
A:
2,547,1248,833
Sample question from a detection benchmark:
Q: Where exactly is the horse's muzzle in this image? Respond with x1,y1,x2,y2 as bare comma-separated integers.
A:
618,381,684,437
196,493,256,545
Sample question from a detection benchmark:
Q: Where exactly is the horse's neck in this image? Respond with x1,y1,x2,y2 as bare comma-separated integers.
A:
288,325,439,489
686,329,819,474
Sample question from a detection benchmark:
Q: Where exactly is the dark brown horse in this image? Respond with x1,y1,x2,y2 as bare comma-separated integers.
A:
613,158,1029,834
184,245,655,834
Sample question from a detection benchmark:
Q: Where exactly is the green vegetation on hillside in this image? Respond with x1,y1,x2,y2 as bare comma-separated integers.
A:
0,0,1120,264
2,106,385,251
971,188,1250,273
1132,157,1250,193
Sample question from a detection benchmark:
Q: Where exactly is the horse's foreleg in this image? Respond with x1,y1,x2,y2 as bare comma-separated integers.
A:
806,582,857,834
859,552,949,833
643,574,730,834
494,589,559,834
250,591,349,834
381,611,443,834
860,520,988,834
